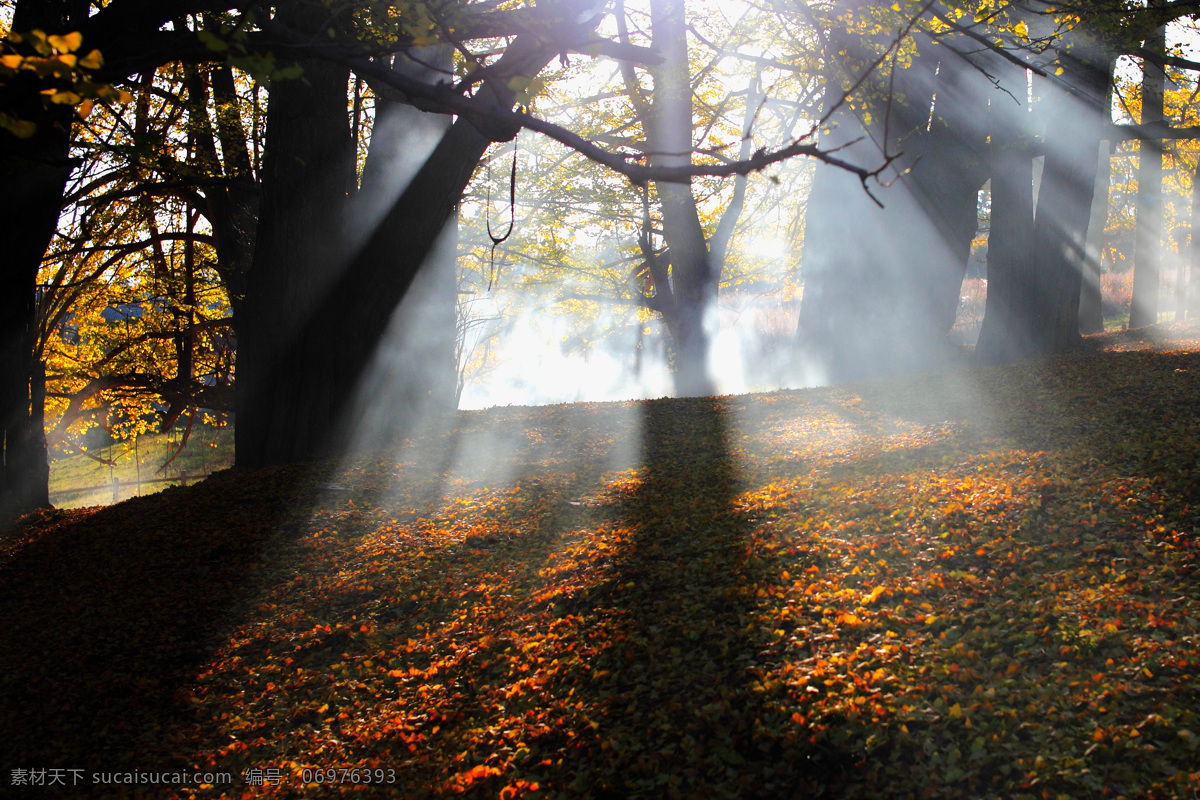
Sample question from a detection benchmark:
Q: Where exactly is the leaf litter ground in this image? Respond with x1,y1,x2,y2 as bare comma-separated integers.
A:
3,324,1200,799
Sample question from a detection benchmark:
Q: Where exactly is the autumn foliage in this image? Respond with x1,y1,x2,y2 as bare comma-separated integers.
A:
3,326,1200,798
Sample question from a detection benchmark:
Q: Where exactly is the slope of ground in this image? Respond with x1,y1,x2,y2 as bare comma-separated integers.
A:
48,426,235,509
2,325,1199,799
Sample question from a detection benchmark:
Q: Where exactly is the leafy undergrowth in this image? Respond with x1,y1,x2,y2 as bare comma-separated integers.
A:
3,325,1200,800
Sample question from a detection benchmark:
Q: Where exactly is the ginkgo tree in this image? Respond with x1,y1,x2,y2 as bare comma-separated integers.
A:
1,0,261,517
36,56,245,456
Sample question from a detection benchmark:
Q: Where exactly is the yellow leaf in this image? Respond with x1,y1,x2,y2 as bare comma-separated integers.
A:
57,53,77,67
48,32,83,53
49,90,81,105
949,703,963,718
78,49,103,69
76,98,94,119
0,54,21,69
27,30,52,56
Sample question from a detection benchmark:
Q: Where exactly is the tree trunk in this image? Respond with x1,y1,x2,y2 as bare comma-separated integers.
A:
235,19,359,467
647,0,717,396
341,51,458,449
1188,153,1200,320
0,143,61,519
977,29,1109,360
236,28,574,466
975,77,1037,364
796,39,987,381
1129,24,1165,329
205,63,258,318
1079,140,1112,335
906,49,992,336
1080,140,1104,335
1036,50,1110,351
0,0,88,520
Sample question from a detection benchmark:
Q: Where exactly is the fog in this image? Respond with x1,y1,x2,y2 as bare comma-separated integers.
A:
331,8,1169,498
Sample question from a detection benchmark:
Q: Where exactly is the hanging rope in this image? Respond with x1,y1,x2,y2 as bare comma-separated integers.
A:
485,140,518,291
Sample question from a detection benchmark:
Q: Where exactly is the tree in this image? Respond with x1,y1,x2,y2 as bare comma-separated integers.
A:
236,0,620,466
1129,21,1166,329
0,0,87,518
1,0,254,519
635,0,722,395
36,57,248,453
974,53,1040,364
796,1,995,379
1079,140,1113,336
978,0,1200,356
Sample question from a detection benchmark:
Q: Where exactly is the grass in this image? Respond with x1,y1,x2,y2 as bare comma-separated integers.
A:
49,426,234,508
3,323,1200,799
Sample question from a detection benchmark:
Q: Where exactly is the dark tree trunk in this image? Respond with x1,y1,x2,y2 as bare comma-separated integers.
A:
205,63,258,318
235,21,358,468
795,40,987,381
342,50,458,448
1079,141,1112,335
0,142,61,520
905,49,993,335
236,29,571,467
975,105,1037,363
1187,153,1200,320
0,0,88,520
1034,50,1110,351
1129,24,1166,329
977,32,1110,361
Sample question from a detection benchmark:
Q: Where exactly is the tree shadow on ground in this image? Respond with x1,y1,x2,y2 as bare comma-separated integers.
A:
0,466,312,791
543,396,851,798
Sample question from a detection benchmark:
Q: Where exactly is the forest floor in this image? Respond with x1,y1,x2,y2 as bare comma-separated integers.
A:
3,323,1200,799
